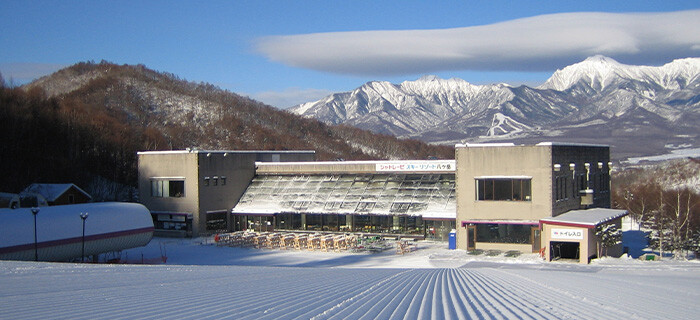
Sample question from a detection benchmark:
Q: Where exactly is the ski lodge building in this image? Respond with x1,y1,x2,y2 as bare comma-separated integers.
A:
455,142,626,263
137,150,316,237
230,160,457,241
138,142,626,263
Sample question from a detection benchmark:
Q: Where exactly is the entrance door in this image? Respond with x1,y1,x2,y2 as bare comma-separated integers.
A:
550,241,580,261
467,225,476,251
531,227,541,253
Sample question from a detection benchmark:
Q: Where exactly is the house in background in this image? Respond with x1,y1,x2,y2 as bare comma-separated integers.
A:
0,192,20,209
22,183,92,206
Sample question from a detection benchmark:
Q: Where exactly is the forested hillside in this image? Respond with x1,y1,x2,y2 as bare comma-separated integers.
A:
0,62,452,197
612,159,700,258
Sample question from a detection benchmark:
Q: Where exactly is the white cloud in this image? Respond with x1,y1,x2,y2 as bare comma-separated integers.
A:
256,10,700,76
250,87,334,108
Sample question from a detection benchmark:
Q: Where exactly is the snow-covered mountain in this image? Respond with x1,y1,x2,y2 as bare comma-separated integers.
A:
291,56,700,160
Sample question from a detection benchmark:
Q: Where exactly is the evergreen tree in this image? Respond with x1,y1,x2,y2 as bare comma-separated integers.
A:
595,223,622,257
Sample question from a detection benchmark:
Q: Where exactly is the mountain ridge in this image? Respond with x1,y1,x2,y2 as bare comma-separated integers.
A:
1,61,454,194
290,56,700,160
22,61,453,160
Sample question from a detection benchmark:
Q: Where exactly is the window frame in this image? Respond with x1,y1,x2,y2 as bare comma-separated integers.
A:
475,177,532,201
475,223,533,244
150,178,186,198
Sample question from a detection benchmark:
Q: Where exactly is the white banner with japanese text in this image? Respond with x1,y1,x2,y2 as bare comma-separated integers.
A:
376,161,455,172
550,228,584,240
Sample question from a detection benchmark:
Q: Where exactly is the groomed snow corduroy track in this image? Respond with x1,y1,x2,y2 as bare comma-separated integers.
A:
1,261,699,319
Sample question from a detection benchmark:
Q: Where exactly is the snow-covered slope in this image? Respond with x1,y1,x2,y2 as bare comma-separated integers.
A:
1,240,699,319
291,56,700,159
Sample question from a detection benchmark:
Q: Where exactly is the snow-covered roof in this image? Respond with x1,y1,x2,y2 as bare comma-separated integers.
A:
256,160,456,173
540,208,628,228
0,202,153,248
536,142,609,148
461,220,539,226
22,183,91,202
457,143,516,148
232,172,456,219
455,142,609,148
137,150,315,155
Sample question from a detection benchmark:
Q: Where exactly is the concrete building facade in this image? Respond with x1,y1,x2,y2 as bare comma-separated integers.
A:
455,142,616,262
137,150,315,237
138,143,625,263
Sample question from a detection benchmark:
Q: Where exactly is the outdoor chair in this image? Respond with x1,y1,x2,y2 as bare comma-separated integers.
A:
320,236,334,252
294,235,308,250
266,234,281,249
281,234,295,249
253,235,267,249
307,236,321,251
334,236,347,251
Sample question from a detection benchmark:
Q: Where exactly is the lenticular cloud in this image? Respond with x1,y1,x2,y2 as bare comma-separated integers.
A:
256,10,700,76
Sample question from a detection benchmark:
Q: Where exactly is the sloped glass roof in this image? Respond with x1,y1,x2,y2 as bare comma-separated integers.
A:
232,173,456,219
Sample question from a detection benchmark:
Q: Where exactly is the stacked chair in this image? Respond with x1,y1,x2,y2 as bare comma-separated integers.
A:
215,231,364,253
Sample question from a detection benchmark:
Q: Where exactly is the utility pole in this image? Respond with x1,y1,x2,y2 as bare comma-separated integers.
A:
80,212,89,262
31,208,40,261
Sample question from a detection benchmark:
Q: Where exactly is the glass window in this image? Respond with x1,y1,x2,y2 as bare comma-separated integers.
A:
475,223,532,244
168,180,185,197
306,214,323,231
151,180,163,197
151,179,184,198
476,178,531,201
205,211,227,231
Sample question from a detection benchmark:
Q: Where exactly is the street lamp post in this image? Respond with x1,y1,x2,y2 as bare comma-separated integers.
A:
79,212,89,262
31,208,39,261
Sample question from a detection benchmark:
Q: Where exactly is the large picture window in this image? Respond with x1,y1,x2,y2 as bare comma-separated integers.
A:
151,179,185,198
476,178,531,201
475,223,532,244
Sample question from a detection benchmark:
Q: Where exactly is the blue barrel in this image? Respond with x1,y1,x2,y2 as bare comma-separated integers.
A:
448,230,456,250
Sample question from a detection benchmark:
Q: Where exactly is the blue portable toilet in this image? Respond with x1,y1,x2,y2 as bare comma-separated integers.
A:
448,229,457,250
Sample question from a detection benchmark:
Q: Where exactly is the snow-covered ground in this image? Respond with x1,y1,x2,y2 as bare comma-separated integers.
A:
1,231,699,319
624,147,700,164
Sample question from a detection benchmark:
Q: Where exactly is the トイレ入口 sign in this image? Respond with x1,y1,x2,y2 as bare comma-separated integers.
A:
551,228,584,240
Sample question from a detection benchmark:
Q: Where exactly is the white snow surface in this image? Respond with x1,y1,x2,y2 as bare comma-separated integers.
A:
625,147,700,164
1,234,699,319
540,208,628,226
0,203,152,247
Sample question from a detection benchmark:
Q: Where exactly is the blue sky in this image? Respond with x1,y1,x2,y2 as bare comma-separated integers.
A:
1,1,699,108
